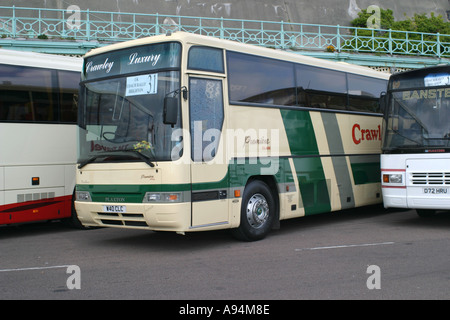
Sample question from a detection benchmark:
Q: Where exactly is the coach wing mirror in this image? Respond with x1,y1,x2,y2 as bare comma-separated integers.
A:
181,86,188,101
163,96,178,127
379,92,387,114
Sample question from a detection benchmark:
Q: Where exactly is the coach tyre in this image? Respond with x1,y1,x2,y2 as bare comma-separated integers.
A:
232,180,276,241
416,209,437,217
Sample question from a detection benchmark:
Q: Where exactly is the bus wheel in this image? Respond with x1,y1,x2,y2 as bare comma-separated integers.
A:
416,209,437,218
63,192,92,229
232,180,276,241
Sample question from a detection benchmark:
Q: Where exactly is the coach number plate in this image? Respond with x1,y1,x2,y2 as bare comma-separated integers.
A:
423,187,448,194
102,205,127,213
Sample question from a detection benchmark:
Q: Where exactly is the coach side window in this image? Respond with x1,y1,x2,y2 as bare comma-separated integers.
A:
188,46,224,73
296,64,347,111
347,74,386,113
0,64,56,122
227,51,295,106
58,70,80,123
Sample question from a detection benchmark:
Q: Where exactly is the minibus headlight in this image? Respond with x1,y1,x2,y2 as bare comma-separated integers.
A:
76,191,92,202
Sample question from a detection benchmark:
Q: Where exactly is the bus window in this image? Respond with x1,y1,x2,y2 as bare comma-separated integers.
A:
348,74,386,113
188,46,224,73
189,77,224,162
227,51,295,106
296,64,347,110
58,70,80,123
0,64,56,122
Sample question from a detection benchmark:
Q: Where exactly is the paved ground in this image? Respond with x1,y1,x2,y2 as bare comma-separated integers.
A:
1,204,450,305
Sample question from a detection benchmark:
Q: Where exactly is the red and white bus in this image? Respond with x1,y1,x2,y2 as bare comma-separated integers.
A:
0,49,82,226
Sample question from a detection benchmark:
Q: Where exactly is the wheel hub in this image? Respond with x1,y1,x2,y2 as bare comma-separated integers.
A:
246,193,269,228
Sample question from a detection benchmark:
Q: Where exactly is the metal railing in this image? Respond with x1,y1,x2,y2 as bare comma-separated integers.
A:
1,5,449,58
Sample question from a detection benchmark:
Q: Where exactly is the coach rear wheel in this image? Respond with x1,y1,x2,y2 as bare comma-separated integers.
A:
232,180,276,241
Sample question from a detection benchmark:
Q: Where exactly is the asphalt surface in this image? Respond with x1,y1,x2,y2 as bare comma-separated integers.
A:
1,205,450,303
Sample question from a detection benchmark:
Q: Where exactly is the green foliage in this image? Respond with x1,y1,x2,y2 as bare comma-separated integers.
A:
410,12,450,35
351,8,450,35
344,7,450,56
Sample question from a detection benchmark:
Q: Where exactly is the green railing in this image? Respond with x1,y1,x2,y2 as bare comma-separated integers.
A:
1,5,449,58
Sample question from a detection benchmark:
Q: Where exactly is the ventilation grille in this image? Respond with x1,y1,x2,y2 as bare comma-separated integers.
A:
411,172,450,185
17,192,55,203
97,212,148,227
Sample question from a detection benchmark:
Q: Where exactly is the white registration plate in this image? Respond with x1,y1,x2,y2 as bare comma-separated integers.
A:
102,205,127,213
423,187,448,194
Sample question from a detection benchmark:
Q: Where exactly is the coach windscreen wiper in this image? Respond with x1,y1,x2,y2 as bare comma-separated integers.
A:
78,156,101,169
78,148,155,169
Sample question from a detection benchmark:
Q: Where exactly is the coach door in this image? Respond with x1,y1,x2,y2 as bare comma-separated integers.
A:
189,76,229,229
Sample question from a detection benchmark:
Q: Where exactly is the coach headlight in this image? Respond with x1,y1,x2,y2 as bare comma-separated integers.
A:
143,192,182,203
382,173,403,184
75,191,92,202
143,193,160,202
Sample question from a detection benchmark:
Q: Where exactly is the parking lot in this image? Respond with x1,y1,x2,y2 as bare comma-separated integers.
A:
1,205,450,303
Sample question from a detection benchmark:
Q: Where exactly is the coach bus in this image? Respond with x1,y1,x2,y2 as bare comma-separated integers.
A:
381,65,450,217
75,31,389,240
0,49,82,226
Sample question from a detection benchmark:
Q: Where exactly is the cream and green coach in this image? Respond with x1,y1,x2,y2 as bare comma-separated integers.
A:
75,32,389,241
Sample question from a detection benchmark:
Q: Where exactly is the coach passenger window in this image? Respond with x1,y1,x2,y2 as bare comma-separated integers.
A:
188,46,224,73
58,70,80,123
296,64,347,110
347,74,386,113
0,64,56,122
227,51,295,106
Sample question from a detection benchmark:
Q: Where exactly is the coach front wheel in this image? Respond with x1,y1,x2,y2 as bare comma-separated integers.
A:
232,180,276,241
416,209,437,218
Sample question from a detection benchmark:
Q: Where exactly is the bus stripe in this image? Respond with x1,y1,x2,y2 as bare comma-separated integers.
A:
280,109,331,215
321,112,355,209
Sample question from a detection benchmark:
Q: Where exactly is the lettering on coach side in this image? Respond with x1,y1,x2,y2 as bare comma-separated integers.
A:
352,124,381,145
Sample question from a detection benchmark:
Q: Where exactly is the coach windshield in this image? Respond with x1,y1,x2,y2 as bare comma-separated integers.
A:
383,67,450,153
78,42,182,168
